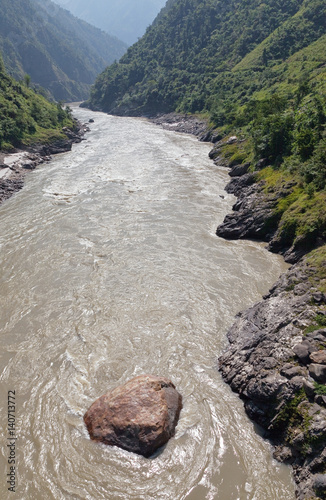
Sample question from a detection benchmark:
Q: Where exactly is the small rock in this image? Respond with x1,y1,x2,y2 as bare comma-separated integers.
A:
273,446,293,463
84,374,182,457
309,364,326,383
208,147,221,160
313,474,326,493
310,351,326,365
281,366,305,378
291,430,305,448
22,161,36,170
226,135,237,144
255,158,268,169
211,133,223,143
314,394,326,406
305,331,324,342
289,376,305,391
303,379,316,398
229,163,250,178
293,341,313,365
261,356,278,369
244,374,286,401
312,292,326,304
293,282,311,295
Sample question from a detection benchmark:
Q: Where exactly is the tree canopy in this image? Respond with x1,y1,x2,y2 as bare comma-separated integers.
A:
0,60,75,150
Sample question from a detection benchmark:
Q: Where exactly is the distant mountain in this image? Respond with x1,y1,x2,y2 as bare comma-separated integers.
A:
0,0,127,101
52,0,167,45
87,0,326,117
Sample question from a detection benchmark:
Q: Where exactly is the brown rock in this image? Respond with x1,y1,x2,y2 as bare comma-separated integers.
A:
84,374,183,457
310,350,326,365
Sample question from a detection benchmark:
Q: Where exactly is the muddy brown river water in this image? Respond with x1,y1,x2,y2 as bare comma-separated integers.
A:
0,106,295,499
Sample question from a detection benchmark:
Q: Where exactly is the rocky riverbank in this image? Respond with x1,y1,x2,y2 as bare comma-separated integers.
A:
214,167,323,266
219,254,326,499
151,112,212,139
153,115,326,498
0,121,89,206
212,141,326,497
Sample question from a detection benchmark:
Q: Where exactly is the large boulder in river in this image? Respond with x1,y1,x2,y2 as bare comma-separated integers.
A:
84,374,183,457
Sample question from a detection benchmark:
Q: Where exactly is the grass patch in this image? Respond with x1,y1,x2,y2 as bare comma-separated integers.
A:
272,389,308,432
314,383,326,396
272,391,326,457
306,246,326,294
257,166,297,190
269,188,326,251
22,126,68,146
216,137,252,167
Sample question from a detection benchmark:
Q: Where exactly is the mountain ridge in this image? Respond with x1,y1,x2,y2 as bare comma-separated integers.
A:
87,0,325,117
0,0,127,101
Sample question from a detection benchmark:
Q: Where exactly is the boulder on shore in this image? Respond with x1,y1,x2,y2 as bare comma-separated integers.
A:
84,374,183,457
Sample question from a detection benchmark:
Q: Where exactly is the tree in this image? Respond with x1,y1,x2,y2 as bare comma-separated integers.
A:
23,74,31,87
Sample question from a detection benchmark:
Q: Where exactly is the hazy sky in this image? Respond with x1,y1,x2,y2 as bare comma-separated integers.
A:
53,0,167,45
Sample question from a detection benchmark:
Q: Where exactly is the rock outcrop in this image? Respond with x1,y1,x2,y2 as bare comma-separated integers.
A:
84,374,183,458
151,113,210,138
215,166,309,263
219,255,326,499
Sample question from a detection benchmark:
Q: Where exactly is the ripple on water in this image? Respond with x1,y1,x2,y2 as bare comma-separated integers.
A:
0,107,294,499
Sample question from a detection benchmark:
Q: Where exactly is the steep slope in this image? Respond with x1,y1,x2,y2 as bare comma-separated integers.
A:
87,0,325,116
0,55,76,151
0,53,89,205
52,0,167,45
0,0,127,101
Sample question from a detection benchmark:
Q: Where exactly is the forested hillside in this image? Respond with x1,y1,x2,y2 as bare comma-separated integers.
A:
88,0,325,116
53,0,167,45
0,53,76,150
88,0,326,267
0,0,126,101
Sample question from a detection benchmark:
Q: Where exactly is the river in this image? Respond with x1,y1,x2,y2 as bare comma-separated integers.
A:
0,106,295,499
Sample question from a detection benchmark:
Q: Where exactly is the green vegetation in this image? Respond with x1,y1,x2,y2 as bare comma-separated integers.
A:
88,0,325,116
306,247,326,294
271,389,326,460
0,62,75,150
314,383,326,396
271,389,311,441
305,315,326,335
271,182,325,253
